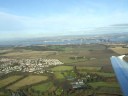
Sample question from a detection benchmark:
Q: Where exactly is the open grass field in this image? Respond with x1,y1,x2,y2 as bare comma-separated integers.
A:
89,82,119,89
7,75,48,91
0,49,12,53
46,45,107,63
77,66,101,72
63,71,77,77
0,75,23,88
96,87,122,96
72,58,113,70
64,44,106,51
109,47,128,54
1,49,57,58
51,66,73,71
32,82,54,92
54,72,65,79
0,44,116,66
92,72,115,77
0,92,7,96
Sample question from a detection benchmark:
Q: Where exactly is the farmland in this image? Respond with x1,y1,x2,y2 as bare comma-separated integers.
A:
77,66,101,72
53,72,65,79
88,82,119,88
32,82,54,92
88,82,121,95
0,44,124,96
0,75,23,88
109,47,128,54
51,66,73,71
7,75,48,91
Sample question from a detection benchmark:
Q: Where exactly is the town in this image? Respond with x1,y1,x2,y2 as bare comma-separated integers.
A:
0,58,64,75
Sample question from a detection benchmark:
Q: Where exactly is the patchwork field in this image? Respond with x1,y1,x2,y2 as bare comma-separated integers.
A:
7,75,48,91
0,75,23,88
77,66,101,72
2,50,57,58
54,72,65,79
88,82,122,95
32,82,54,92
89,82,119,88
51,66,73,71
92,72,115,77
0,44,123,96
110,47,128,54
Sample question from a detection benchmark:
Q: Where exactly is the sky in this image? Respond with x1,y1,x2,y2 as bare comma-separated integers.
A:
0,0,128,40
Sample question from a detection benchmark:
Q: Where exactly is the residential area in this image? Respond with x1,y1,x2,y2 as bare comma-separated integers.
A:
0,58,64,75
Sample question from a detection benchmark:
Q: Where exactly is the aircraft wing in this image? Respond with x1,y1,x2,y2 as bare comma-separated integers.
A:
110,55,128,96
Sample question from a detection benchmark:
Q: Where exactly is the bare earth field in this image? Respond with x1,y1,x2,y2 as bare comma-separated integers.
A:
109,47,128,55
2,50,57,59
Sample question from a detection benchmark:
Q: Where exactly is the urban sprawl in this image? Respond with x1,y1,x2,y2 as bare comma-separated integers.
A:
0,58,63,75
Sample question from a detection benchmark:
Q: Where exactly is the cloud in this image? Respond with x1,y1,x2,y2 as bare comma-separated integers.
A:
89,23,128,34
111,23,128,26
0,8,128,40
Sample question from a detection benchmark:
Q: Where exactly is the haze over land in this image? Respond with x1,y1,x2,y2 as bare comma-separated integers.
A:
0,0,128,40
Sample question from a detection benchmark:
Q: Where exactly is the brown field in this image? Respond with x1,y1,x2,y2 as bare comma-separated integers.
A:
109,47,128,54
47,45,116,65
7,75,48,91
1,49,57,58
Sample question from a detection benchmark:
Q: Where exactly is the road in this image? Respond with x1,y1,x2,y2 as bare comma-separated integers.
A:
110,55,128,96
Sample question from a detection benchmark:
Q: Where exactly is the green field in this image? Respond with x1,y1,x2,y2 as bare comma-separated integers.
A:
32,82,54,92
53,71,76,79
64,44,106,52
96,87,122,95
89,82,121,95
7,75,48,91
77,67,101,72
54,72,65,79
89,82,119,89
0,92,7,96
0,75,23,88
92,72,115,77
63,71,77,77
51,66,73,71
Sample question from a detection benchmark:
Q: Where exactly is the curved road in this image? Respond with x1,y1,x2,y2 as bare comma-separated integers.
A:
110,55,128,96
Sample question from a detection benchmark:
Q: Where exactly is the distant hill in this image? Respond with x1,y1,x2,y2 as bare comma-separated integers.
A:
0,33,128,46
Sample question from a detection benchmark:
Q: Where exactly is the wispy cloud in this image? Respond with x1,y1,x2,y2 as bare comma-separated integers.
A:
89,23,128,34
0,5,128,39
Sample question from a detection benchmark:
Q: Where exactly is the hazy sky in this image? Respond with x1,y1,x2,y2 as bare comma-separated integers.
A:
0,0,128,40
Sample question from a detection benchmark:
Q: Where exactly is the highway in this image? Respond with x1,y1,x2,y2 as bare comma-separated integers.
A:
110,55,128,96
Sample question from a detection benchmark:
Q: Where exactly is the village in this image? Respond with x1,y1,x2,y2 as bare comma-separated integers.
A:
0,58,64,75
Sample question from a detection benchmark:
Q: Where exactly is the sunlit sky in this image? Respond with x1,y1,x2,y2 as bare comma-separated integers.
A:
0,0,128,40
